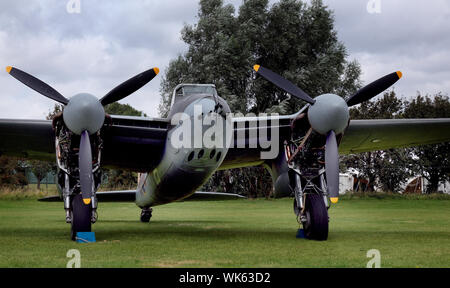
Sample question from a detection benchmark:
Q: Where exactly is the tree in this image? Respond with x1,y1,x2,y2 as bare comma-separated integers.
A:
402,93,450,193
158,0,361,197
47,103,63,120
343,90,412,192
0,156,28,187
158,0,361,116
373,149,414,193
104,102,147,117
29,160,53,190
104,169,138,189
251,0,361,113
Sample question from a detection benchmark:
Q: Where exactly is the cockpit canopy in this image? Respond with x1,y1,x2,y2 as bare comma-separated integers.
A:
171,84,218,108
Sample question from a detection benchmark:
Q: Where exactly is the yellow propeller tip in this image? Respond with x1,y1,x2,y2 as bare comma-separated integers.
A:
83,198,91,205
396,71,402,79
153,67,160,75
330,197,339,204
253,65,260,72
6,66,12,73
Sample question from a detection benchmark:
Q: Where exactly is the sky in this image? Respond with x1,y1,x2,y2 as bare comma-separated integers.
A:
0,0,449,119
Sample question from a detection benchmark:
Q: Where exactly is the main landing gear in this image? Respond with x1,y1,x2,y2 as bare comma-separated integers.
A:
54,118,102,241
140,207,153,223
286,122,331,241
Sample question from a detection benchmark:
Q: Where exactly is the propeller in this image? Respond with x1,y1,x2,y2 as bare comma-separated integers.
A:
254,65,402,203
325,130,339,203
253,65,315,104
6,66,69,105
79,131,93,204
100,67,159,106
6,65,159,204
346,71,402,107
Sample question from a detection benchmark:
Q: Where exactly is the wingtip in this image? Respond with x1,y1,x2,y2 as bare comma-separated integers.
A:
253,64,260,72
6,66,12,74
153,67,160,75
396,71,402,79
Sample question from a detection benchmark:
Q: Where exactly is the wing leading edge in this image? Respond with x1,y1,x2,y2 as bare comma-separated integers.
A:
339,118,450,154
0,115,170,172
2,116,449,171
220,117,450,170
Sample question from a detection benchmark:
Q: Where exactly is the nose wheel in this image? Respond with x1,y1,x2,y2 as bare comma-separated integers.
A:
70,194,92,241
140,207,152,223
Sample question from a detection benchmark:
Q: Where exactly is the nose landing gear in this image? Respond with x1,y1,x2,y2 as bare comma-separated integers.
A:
140,207,153,223
287,128,330,241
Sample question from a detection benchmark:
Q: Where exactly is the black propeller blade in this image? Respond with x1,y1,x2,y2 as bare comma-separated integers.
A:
253,65,316,105
346,71,402,107
325,130,339,203
100,67,160,106
6,66,69,105
79,131,93,205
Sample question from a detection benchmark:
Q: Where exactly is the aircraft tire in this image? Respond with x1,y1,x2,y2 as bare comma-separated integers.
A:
71,193,92,241
303,193,328,240
140,208,152,223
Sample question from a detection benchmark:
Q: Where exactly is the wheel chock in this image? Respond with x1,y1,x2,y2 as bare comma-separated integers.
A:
76,232,96,243
296,229,306,239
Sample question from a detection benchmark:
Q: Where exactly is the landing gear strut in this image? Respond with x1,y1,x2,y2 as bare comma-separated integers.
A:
54,118,103,240
287,125,331,241
140,207,152,223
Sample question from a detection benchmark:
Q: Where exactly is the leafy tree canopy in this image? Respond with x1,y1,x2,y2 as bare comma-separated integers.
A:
159,0,361,117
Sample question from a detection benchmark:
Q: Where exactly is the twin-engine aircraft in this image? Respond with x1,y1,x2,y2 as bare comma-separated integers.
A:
1,64,449,240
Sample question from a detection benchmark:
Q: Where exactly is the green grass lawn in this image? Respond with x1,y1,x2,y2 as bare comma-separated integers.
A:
0,197,449,268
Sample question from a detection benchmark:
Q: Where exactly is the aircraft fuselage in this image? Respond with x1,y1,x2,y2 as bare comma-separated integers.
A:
135,89,231,207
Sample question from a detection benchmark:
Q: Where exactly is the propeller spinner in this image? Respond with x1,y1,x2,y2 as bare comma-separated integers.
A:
253,65,402,203
6,65,159,204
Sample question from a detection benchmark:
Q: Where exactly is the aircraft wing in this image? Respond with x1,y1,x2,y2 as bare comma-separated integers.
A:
339,118,450,154
0,119,55,161
220,117,450,169
219,114,293,170
0,115,170,172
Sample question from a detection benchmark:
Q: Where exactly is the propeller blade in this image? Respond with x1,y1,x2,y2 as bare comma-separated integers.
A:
253,65,316,105
100,67,159,106
346,71,402,107
325,130,339,203
6,66,69,105
79,131,93,205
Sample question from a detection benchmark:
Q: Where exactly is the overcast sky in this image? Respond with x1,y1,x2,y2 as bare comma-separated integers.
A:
0,0,449,119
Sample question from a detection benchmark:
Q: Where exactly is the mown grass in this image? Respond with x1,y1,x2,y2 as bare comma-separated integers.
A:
0,184,59,200
0,195,449,268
